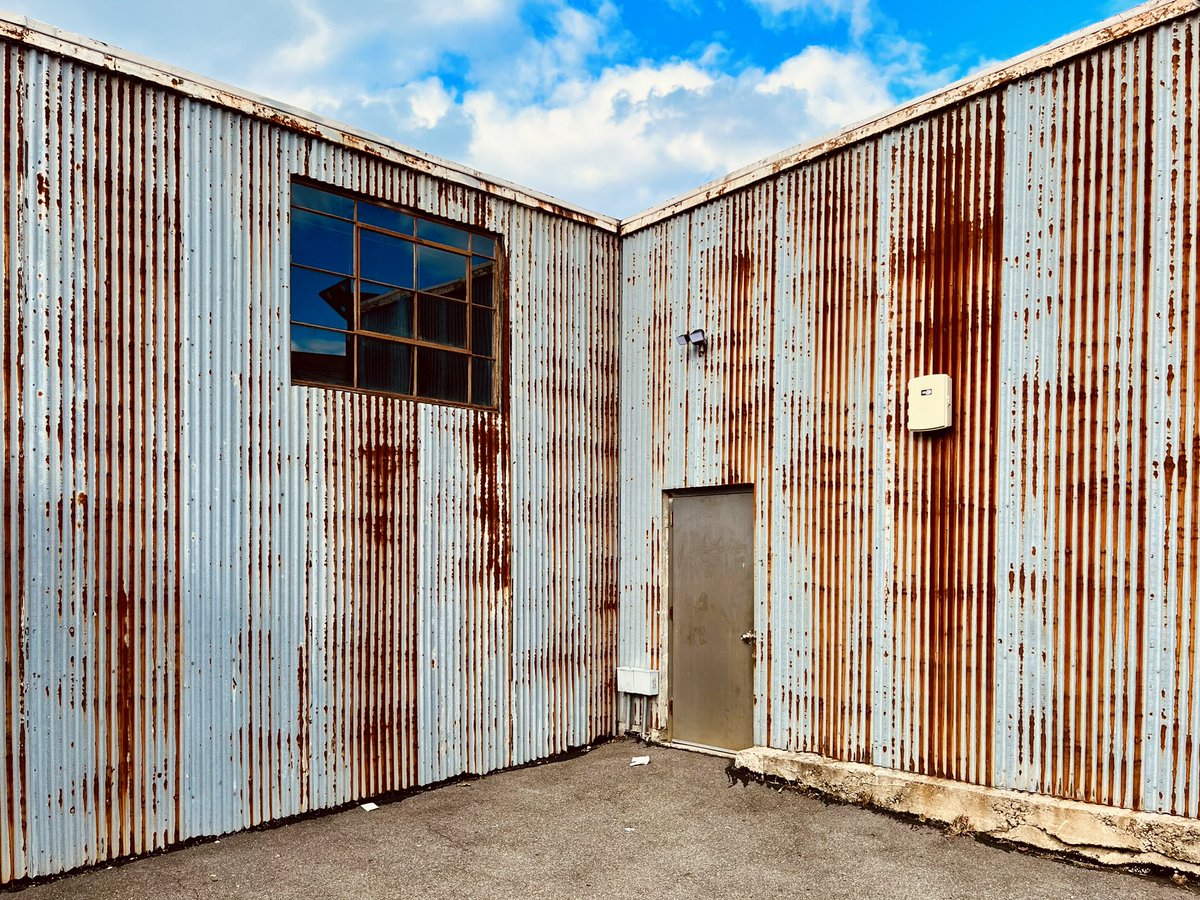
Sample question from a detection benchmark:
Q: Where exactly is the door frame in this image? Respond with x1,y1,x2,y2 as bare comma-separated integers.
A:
663,484,756,753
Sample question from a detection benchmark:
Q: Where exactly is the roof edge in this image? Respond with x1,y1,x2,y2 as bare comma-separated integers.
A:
0,12,620,233
619,0,1200,235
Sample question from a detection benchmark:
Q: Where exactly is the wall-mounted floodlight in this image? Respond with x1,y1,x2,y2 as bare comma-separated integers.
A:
676,328,708,357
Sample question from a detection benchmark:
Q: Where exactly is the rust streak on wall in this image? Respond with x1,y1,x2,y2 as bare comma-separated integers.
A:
882,97,1003,786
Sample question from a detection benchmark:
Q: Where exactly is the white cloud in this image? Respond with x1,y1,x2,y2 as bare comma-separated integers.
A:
747,0,873,40
268,0,340,75
460,45,911,215
755,46,892,123
6,0,950,217
405,78,456,129
464,62,717,190
411,0,509,25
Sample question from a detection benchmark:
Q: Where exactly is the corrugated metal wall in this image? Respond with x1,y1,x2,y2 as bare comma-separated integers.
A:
0,40,620,883
4,0,1198,886
619,12,1200,818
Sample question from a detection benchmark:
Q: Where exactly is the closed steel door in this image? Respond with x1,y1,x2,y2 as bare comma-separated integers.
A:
668,489,755,751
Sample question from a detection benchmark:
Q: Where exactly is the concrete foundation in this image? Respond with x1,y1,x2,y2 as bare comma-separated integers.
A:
734,746,1200,876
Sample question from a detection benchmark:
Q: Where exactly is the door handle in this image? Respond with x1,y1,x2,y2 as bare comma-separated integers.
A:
741,631,758,644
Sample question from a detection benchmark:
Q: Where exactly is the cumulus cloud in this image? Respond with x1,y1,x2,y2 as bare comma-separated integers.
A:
7,0,951,217
461,45,905,215
755,46,893,122
405,78,456,129
411,0,509,26
268,0,340,75
747,0,873,41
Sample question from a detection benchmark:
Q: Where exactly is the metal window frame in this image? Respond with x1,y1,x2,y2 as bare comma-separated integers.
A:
288,177,502,411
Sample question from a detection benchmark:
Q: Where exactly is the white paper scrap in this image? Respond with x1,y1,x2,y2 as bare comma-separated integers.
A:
361,802,380,811
630,756,650,767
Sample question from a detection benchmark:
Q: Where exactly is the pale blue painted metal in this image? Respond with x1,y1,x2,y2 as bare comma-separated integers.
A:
5,0,1200,888
0,33,620,883
617,0,1200,825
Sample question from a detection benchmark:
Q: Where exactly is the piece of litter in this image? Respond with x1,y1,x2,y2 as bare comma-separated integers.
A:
361,802,379,812
630,756,650,767
624,827,635,832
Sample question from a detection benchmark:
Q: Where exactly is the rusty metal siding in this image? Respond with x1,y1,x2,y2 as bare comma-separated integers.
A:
619,11,1200,820
0,43,619,883
993,21,1200,817
1143,13,1200,819
876,93,1007,788
7,48,188,881
994,33,1157,814
617,183,777,739
769,140,886,767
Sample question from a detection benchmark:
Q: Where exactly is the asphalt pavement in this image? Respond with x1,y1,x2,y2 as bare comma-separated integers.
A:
8,739,1187,899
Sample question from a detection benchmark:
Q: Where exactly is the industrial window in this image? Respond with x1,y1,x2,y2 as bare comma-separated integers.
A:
288,180,499,409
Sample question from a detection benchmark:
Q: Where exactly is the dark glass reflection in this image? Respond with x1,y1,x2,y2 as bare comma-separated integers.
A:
360,229,414,288
291,266,353,330
360,203,414,235
358,336,413,395
360,284,413,338
418,295,467,348
470,257,494,307
471,359,494,407
471,234,495,258
292,325,352,386
416,347,469,403
292,183,353,219
417,219,470,251
471,307,493,357
417,245,467,299
292,209,353,275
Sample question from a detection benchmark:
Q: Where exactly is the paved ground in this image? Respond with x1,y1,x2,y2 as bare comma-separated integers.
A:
10,739,1189,899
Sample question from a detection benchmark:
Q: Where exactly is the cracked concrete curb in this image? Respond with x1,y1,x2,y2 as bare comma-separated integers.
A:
734,746,1200,876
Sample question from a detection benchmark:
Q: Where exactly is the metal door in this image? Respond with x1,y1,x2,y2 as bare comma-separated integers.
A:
668,489,755,751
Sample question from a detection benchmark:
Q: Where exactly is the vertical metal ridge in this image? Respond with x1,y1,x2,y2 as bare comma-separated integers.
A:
5,48,187,878
619,13,1200,821
2,41,620,883
1,39,26,885
869,93,1004,786
995,28,1178,812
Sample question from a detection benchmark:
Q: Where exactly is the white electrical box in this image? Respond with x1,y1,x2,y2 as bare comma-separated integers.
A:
907,374,952,432
616,666,660,696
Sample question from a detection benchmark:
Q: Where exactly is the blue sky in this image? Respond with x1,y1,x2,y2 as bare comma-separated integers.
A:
9,0,1131,217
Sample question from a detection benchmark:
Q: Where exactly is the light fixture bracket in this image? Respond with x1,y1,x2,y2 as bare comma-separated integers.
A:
676,328,708,357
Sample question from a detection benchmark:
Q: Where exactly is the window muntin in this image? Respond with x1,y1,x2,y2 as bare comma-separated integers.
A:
289,181,500,409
